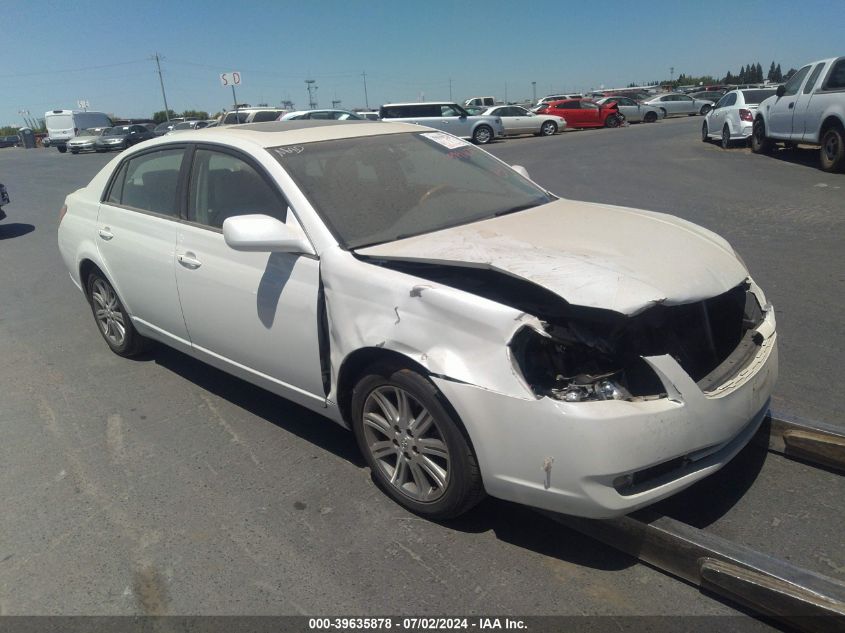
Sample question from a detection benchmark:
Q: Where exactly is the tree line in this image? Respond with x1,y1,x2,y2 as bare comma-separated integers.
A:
632,61,798,89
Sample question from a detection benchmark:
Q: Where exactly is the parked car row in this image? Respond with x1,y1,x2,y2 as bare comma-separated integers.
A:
701,55,844,173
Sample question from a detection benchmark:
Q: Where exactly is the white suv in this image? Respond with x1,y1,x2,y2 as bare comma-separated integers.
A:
379,102,504,144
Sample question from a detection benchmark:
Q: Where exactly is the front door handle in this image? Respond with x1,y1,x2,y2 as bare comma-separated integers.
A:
178,254,202,269
98,228,113,240
788,102,794,109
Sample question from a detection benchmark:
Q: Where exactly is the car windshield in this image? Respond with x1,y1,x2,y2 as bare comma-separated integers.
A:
82,128,102,136
173,121,194,129
154,123,172,132
741,89,777,104
273,132,555,249
105,127,129,136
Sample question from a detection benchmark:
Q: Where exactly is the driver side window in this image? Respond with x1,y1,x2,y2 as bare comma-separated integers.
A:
782,65,811,97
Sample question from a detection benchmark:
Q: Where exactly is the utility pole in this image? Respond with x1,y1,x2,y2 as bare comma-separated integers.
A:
504,82,508,103
449,78,452,101
331,99,341,108
305,79,318,109
670,66,674,84
151,52,171,121
361,71,369,109
532,81,537,103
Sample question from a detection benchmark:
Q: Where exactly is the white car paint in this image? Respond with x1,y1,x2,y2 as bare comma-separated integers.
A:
643,93,715,116
703,89,777,145
58,121,778,519
481,105,566,136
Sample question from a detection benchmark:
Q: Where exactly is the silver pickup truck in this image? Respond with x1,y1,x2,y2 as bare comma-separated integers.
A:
752,56,845,172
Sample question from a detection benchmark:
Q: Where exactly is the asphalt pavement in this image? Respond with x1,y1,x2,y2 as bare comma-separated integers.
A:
0,120,842,624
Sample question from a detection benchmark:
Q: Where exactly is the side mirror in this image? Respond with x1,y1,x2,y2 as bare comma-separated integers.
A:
223,214,314,255
511,165,530,180
776,85,785,98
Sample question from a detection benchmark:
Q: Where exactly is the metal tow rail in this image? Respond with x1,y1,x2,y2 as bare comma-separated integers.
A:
542,409,845,633
760,411,845,473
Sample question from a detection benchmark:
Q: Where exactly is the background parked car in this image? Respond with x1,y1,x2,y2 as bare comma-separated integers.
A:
0,135,20,149
379,102,505,144
279,109,363,120
533,94,584,112
752,56,845,173
67,127,108,153
94,125,154,152
643,93,715,117
166,120,211,134
44,109,113,153
480,105,566,136
702,88,777,149
690,90,727,102
539,99,623,128
595,96,663,123
219,108,288,125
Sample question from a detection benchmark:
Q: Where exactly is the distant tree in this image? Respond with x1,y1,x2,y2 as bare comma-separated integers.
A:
768,62,776,82
181,109,209,120
785,68,798,80
755,63,764,82
774,64,783,82
152,109,177,123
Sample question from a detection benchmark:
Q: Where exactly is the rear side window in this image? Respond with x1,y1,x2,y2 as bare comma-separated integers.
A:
823,59,845,90
252,111,281,122
110,148,184,216
188,148,286,229
223,112,249,124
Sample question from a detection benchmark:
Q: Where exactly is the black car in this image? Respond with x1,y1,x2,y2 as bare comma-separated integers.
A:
94,125,154,152
0,135,20,149
0,182,9,220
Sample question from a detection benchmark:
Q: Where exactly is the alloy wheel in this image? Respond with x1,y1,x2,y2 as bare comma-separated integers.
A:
91,278,126,347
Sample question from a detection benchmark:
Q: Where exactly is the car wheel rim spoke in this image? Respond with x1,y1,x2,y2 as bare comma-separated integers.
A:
363,385,450,503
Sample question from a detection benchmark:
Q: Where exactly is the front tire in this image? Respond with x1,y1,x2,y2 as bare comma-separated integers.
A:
86,272,146,357
644,111,657,123
70,149,79,154
540,121,557,136
351,367,484,519
701,121,709,142
751,119,774,154
820,125,845,173
700,105,712,115
472,125,493,145
57,145,67,154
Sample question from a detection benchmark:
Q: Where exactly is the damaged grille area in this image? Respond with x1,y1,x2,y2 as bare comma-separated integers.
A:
367,259,765,400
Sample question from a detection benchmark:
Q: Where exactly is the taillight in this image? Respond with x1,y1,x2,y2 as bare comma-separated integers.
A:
59,204,67,224
739,109,753,122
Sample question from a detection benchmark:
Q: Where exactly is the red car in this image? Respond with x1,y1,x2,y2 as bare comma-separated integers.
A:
538,99,622,128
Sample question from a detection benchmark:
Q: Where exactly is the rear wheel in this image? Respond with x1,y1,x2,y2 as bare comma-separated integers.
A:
721,124,732,149
86,272,146,357
820,125,845,173
472,125,493,145
751,119,774,154
57,145,67,153
351,367,484,519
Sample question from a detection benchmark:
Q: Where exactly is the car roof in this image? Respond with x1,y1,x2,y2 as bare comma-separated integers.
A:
121,120,420,150
381,102,457,107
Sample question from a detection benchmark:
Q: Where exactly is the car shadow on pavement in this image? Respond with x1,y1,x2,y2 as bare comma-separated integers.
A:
146,343,366,468
765,146,825,171
0,223,35,240
646,430,769,528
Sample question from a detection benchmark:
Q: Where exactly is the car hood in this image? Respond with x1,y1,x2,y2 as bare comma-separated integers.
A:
356,199,747,315
69,136,97,143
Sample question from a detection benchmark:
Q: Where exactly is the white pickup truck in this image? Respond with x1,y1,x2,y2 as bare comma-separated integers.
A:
752,56,845,172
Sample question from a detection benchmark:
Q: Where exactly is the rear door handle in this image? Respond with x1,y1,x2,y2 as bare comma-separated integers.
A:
98,228,113,240
178,254,202,269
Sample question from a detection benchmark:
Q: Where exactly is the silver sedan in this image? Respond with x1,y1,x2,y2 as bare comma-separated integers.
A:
642,93,715,117
594,96,663,123
481,105,566,136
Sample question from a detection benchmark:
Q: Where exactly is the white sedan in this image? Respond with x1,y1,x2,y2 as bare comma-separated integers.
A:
643,93,715,117
58,121,778,520
702,88,778,149
480,105,566,136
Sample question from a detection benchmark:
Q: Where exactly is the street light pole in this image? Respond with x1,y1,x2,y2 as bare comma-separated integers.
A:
306,79,317,109
361,71,369,109
532,81,537,103
151,52,171,121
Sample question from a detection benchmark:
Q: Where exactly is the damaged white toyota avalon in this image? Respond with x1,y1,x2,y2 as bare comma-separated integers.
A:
58,120,777,520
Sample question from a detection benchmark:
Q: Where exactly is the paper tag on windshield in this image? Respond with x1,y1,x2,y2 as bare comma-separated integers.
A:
420,132,470,149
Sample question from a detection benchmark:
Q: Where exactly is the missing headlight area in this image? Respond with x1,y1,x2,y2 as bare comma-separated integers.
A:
367,259,765,402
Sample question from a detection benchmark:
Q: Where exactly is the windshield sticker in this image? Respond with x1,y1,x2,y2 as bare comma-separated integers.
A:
420,132,469,150
275,145,304,156
446,148,473,160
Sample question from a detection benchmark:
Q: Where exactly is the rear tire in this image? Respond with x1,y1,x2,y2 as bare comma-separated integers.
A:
472,125,493,145
351,366,485,519
86,271,146,357
57,146,67,154
721,124,732,149
751,119,774,155
820,125,845,173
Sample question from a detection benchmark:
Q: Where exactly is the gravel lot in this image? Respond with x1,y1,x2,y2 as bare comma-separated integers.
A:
0,118,842,623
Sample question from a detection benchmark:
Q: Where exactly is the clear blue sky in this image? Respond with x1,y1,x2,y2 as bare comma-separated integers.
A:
2,0,842,125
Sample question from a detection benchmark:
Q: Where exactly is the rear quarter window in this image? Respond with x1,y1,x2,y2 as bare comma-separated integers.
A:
824,59,845,90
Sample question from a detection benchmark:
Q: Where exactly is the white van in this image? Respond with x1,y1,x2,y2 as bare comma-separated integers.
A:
45,110,114,153
464,96,496,107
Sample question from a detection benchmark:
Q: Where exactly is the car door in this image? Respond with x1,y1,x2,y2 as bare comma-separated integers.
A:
439,104,467,136
614,98,639,121
792,62,827,141
510,106,536,134
96,146,191,348
767,65,812,138
579,101,602,126
174,145,325,402
553,102,583,126
709,93,733,132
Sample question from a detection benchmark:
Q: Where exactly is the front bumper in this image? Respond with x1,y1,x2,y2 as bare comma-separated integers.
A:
434,305,778,518
95,141,125,151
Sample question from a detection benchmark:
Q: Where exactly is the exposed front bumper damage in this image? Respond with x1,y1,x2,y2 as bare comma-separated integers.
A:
434,305,777,518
